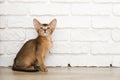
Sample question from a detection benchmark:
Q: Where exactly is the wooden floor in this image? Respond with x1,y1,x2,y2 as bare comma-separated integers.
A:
0,67,120,80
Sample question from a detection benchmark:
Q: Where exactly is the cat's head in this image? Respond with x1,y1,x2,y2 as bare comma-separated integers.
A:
33,18,57,37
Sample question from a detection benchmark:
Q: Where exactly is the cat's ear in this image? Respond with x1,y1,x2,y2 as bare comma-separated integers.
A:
49,19,57,34
49,19,57,28
33,18,41,31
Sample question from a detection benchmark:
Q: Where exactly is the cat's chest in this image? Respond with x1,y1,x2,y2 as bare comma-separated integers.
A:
39,40,53,52
42,41,52,49
37,37,53,53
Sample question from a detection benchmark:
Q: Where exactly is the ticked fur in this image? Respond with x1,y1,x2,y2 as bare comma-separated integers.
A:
12,19,57,72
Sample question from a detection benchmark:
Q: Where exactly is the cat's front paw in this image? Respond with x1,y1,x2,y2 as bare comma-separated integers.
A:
44,67,48,72
40,66,48,72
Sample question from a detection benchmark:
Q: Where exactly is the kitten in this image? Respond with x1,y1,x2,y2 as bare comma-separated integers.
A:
12,18,57,72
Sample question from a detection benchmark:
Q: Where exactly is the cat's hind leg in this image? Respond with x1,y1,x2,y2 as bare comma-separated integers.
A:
12,63,39,72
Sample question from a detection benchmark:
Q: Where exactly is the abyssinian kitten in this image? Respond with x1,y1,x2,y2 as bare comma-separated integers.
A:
12,18,57,72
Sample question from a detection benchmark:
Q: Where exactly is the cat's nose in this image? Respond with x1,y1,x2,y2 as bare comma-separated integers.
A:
44,30,47,33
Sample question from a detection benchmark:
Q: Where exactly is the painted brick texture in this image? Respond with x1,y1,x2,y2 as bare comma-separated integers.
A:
1,0,120,67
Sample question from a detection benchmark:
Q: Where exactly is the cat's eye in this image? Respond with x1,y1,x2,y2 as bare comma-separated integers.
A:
40,27,43,29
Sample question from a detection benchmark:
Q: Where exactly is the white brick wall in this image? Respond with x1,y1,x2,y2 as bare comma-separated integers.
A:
71,29,111,41
0,4,28,15
71,4,112,16
8,0,47,2
0,29,25,40
29,4,70,16
1,0,120,67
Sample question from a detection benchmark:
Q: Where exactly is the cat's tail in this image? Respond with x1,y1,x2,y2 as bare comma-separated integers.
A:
12,66,39,72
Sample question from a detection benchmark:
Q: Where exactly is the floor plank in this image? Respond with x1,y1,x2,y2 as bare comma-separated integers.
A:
0,67,120,80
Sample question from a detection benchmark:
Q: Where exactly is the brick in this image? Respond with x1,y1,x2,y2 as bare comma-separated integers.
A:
91,42,120,55
57,16,91,28
0,55,15,67
25,29,37,42
94,0,120,3
52,29,70,41
0,16,6,28
29,4,70,16
7,16,32,28
51,42,70,54
112,56,120,66
71,29,110,41
92,16,120,29
0,41,23,54
71,4,112,16
70,42,90,54
45,54,70,66
8,0,47,2
113,4,120,15
51,0,90,3
92,16,112,28
0,29,25,41
70,55,87,66
112,30,120,42
70,55,112,66
0,4,28,15
35,16,91,28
